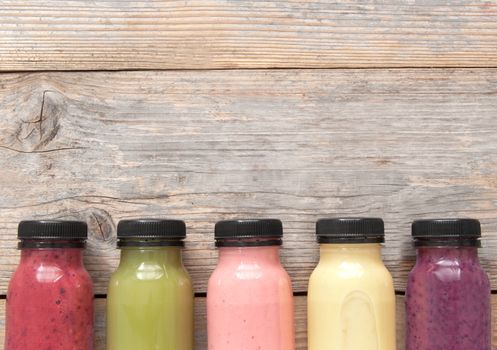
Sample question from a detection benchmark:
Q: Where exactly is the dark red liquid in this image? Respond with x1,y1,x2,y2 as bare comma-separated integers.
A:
5,248,94,350
406,247,491,350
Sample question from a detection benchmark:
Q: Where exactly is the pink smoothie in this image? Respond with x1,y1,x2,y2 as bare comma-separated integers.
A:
5,248,94,350
207,245,295,350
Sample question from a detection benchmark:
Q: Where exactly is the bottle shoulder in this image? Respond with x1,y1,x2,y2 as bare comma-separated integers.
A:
110,262,191,284
311,258,392,277
11,259,91,279
208,261,292,291
408,257,490,287
309,259,394,292
210,259,289,276
8,263,93,298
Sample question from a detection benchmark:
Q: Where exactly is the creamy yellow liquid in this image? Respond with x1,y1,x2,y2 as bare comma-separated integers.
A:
308,244,396,350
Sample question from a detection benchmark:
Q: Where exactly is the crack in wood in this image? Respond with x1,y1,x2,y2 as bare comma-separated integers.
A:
0,145,85,154
91,213,106,241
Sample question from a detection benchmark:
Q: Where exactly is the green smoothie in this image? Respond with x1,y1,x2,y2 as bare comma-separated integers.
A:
106,219,194,350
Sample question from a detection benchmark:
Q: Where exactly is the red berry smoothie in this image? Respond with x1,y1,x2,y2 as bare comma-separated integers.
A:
5,221,93,350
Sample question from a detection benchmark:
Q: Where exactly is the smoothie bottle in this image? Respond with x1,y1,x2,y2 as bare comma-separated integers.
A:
207,219,295,350
308,218,396,350
106,219,194,350
5,220,94,350
406,218,491,350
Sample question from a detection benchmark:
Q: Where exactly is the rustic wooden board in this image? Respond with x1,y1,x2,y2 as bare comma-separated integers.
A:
0,295,495,349
1,1,497,71
0,69,497,294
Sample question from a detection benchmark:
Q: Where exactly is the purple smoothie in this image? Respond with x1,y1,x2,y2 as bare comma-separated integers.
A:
406,219,491,350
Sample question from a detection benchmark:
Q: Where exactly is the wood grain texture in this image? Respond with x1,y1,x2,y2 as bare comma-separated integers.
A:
0,69,497,294
1,1,497,71
0,295,495,349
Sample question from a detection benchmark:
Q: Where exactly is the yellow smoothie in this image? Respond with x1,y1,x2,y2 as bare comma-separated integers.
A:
308,219,396,350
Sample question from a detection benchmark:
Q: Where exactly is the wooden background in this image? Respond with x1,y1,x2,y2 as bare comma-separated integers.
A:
0,1,497,349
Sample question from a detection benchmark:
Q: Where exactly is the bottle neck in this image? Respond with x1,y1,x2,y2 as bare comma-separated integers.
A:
20,248,84,267
218,245,281,265
319,243,383,262
119,246,183,266
416,246,479,263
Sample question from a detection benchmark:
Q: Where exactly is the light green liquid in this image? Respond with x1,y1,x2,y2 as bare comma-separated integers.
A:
106,247,194,350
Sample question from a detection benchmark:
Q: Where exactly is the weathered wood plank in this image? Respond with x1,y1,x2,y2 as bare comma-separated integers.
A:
0,295,495,349
1,1,497,71
0,69,497,294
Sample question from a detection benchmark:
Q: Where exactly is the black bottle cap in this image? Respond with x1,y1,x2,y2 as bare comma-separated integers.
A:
215,219,283,247
412,218,481,247
18,220,88,249
117,219,186,247
316,218,385,244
